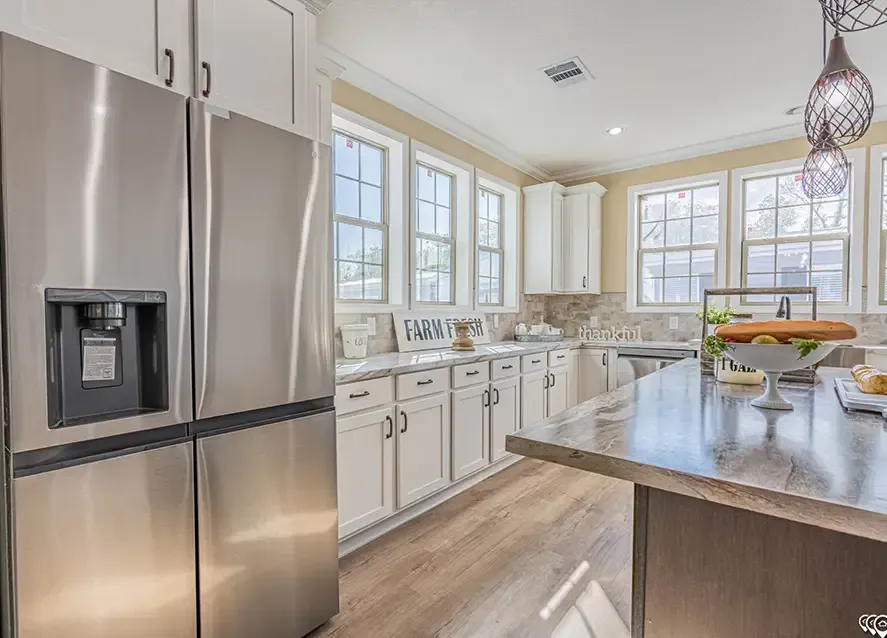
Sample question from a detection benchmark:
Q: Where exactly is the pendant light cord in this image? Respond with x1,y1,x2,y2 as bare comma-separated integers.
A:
822,17,827,65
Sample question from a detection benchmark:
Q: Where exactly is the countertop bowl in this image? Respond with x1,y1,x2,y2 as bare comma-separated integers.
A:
725,342,837,373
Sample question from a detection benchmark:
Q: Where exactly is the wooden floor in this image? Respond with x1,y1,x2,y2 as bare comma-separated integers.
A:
310,459,634,638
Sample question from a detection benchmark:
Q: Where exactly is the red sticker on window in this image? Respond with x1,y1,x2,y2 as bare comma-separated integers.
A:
427,169,433,177
346,140,353,148
678,192,687,199
794,174,803,182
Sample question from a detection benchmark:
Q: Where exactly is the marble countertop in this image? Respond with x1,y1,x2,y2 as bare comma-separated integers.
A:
507,360,887,543
335,339,697,383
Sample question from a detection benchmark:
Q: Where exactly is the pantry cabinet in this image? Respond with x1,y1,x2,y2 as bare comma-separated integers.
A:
490,377,521,461
0,0,191,94
336,407,395,538
451,385,490,480
194,0,315,137
522,181,607,295
396,393,451,508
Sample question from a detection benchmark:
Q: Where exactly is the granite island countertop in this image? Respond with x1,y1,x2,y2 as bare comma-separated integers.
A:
335,339,697,384
507,360,887,543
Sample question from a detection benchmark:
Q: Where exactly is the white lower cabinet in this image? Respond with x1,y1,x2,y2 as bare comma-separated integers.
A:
580,349,610,401
521,370,548,430
548,367,569,418
491,377,520,461
567,350,580,408
396,393,451,508
336,407,395,539
451,385,490,480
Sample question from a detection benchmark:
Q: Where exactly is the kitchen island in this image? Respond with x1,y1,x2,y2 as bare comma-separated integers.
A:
507,360,887,637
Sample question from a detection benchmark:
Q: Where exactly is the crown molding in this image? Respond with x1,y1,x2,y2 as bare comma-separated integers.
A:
319,44,553,183
299,0,333,15
552,106,887,182
317,55,345,80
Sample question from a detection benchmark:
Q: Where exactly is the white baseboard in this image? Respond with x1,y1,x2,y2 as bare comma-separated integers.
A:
338,454,522,557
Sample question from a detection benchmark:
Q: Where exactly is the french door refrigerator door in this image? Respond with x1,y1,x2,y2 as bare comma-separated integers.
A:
0,35,192,454
13,442,196,638
189,101,334,420
197,411,339,638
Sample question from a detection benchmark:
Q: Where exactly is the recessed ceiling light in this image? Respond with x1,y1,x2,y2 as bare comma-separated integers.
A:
606,127,625,136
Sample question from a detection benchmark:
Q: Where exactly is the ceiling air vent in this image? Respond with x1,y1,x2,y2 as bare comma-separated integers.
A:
542,57,593,87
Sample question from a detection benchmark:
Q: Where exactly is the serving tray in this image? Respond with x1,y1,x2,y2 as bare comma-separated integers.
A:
834,377,887,414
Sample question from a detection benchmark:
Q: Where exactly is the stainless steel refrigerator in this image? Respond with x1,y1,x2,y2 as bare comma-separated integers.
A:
0,34,337,638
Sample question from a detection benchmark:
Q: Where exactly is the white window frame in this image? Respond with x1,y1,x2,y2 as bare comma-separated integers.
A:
626,171,729,313
729,151,865,315
332,106,409,313
475,171,520,313
867,145,887,313
410,140,474,310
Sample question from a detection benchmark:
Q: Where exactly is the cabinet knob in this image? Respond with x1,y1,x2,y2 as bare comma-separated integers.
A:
202,61,213,98
164,49,175,87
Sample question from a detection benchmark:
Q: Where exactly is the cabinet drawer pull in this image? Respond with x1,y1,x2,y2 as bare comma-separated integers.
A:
603,352,607,366
164,48,175,87
202,61,213,98
385,415,393,439
348,390,370,399
531,359,542,364
544,374,549,389
550,373,556,387
400,411,408,434
417,379,434,386
556,354,566,359
501,364,514,370
583,275,587,289
493,388,500,405
483,389,490,407
466,370,480,376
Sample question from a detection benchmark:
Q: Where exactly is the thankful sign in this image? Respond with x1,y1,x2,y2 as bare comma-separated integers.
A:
393,312,490,352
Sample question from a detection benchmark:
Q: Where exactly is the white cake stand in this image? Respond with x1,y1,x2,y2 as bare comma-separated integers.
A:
723,343,837,410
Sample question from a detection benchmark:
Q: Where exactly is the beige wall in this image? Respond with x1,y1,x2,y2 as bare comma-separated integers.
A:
569,121,887,293
332,80,540,188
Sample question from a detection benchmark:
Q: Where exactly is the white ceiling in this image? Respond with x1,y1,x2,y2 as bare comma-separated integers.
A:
318,0,887,180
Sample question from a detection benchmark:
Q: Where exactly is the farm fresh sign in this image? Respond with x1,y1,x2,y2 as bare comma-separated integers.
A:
393,312,490,352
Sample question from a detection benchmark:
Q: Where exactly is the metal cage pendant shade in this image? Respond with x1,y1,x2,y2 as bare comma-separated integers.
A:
820,0,887,32
802,124,850,199
804,33,874,147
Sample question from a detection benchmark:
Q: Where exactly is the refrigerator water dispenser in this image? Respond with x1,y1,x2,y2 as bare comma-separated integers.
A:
44,289,170,428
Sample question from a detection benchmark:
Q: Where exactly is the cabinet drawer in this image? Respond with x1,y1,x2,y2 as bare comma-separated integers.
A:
521,353,547,373
548,349,571,368
336,377,394,416
396,368,450,401
492,357,520,380
452,362,490,388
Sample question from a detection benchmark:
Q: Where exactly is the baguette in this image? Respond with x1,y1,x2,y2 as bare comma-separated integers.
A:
851,364,887,395
713,320,857,343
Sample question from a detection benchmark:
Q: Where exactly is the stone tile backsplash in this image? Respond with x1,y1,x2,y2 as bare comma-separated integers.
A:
335,290,887,357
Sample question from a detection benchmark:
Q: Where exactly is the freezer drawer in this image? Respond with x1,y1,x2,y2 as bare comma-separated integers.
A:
197,410,339,638
13,442,196,638
190,101,334,420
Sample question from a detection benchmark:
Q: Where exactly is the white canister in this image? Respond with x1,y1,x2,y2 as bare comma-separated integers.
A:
341,324,370,359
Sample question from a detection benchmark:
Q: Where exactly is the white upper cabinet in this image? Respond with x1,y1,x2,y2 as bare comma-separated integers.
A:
0,0,191,93
522,181,606,295
194,0,315,137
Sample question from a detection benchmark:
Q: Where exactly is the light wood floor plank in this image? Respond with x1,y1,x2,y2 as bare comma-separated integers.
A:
310,459,633,638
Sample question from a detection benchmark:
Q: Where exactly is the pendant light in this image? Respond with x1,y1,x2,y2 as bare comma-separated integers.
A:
802,123,849,199
804,30,874,147
820,0,887,32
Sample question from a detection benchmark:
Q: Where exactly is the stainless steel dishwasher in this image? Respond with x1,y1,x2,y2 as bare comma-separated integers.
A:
615,346,698,388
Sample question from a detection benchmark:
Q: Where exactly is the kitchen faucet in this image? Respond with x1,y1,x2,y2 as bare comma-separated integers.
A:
776,295,792,320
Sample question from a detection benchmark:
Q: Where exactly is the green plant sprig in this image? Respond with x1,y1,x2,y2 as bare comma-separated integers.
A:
703,335,730,359
789,338,822,359
696,305,737,326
